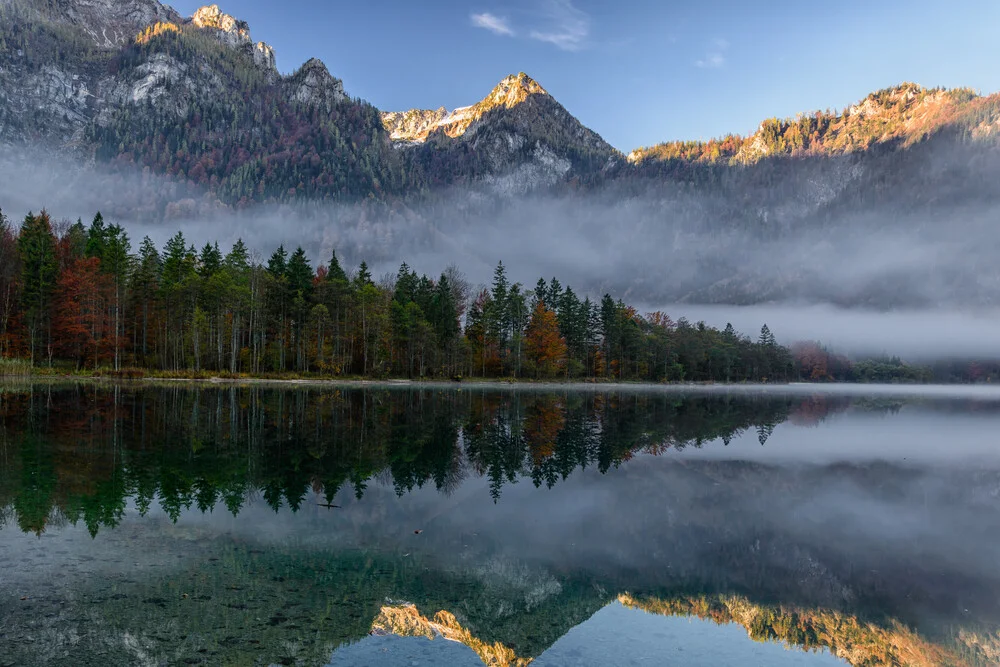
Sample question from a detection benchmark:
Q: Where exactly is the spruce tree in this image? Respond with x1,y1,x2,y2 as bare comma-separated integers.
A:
17,211,58,365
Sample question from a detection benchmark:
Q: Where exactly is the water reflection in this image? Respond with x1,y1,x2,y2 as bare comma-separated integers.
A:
0,383,797,535
1,382,999,666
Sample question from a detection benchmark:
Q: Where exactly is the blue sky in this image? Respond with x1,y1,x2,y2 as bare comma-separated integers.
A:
170,0,1000,151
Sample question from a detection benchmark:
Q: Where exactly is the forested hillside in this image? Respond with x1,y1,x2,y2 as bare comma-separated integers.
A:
90,31,409,204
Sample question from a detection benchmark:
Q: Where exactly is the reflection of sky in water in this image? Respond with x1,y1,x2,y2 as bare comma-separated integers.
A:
326,603,848,666
691,408,1000,464
537,603,845,666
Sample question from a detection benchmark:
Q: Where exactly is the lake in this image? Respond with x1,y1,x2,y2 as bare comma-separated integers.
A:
1,381,999,666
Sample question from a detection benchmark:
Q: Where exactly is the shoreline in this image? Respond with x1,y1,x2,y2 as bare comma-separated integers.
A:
4,375,1000,397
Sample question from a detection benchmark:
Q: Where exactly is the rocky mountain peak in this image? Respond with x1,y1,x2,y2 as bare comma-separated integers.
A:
191,4,250,46
286,58,347,110
484,72,548,110
380,72,551,144
628,82,989,166
187,4,276,73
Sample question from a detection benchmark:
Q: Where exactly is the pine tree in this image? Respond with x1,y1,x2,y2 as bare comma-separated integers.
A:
17,211,58,365
0,208,19,357
132,237,161,361
63,220,87,261
355,261,372,287
84,212,106,260
102,224,131,370
759,324,776,346
266,244,288,277
198,242,222,278
160,232,189,290
224,239,250,273
285,247,314,370
326,248,348,283
488,261,510,372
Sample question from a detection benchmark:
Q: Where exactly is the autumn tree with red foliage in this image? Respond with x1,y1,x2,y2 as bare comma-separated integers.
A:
525,301,567,378
791,341,851,381
52,257,109,368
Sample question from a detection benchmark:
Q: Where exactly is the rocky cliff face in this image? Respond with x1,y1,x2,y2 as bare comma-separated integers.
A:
9,0,181,47
189,3,276,74
0,1,282,147
381,107,450,143
285,57,346,110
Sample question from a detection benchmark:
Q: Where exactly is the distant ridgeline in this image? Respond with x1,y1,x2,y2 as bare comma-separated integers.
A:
2,210,990,382
3,0,1000,211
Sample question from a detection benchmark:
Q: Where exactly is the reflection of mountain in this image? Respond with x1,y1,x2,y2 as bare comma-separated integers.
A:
3,530,993,667
372,604,531,667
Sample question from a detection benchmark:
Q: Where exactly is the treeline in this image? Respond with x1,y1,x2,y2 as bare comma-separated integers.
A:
0,209,798,382
791,341,1000,384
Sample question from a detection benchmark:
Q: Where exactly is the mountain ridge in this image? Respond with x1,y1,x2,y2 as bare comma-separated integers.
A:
629,82,1000,165
3,0,1000,205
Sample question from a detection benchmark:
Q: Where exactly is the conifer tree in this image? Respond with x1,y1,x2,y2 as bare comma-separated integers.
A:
17,211,58,365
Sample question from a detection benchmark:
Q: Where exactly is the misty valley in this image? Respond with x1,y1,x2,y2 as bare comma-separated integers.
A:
1,382,1000,666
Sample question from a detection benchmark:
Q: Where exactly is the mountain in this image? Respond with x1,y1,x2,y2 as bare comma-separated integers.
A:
0,0,405,206
381,72,618,193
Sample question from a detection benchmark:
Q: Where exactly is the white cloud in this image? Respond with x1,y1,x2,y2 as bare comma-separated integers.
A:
471,12,515,37
528,0,590,51
696,38,729,68
696,53,726,68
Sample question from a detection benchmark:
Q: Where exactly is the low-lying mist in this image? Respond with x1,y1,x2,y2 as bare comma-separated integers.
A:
4,147,1000,359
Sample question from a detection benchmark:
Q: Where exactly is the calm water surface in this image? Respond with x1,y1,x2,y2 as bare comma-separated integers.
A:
1,382,999,666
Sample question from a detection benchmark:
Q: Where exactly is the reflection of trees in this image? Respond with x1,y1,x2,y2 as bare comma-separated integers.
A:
2,385,800,533
788,395,852,426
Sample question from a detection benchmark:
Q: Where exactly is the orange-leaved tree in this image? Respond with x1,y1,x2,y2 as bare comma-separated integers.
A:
52,257,108,368
525,301,567,379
